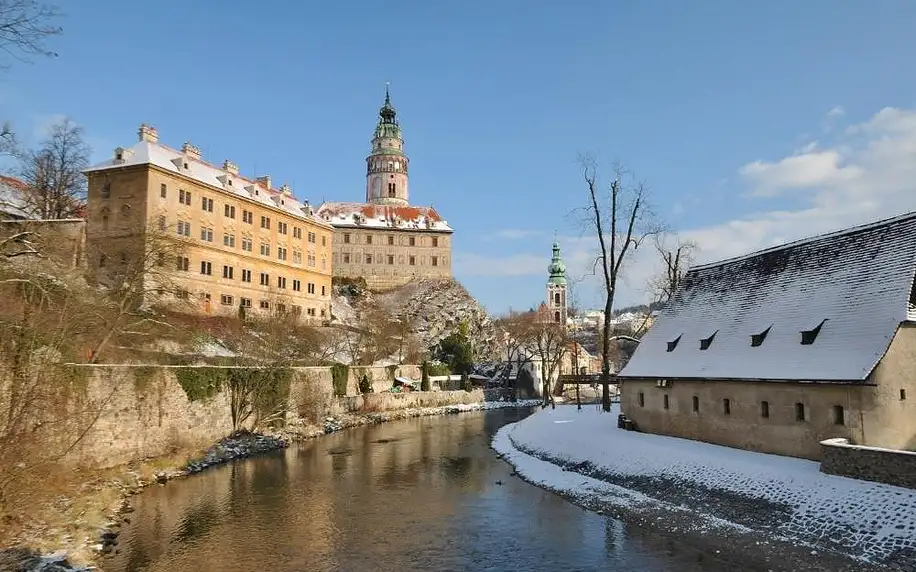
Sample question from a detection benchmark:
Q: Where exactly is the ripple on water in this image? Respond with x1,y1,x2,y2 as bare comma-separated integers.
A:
103,410,739,572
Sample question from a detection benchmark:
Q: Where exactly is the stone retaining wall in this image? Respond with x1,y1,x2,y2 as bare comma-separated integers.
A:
820,438,916,489
59,363,424,469
337,389,486,413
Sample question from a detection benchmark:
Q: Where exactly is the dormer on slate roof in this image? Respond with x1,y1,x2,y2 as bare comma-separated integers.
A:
619,211,916,382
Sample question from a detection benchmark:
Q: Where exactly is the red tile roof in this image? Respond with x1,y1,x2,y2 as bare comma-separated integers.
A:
0,175,27,191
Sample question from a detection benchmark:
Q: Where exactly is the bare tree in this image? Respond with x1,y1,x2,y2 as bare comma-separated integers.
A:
0,234,117,537
84,219,188,363
0,0,61,69
530,319,569,409
580,158,663,412
493,312,536,391
18,118,89,219
0,121,14,156
649,235,697,306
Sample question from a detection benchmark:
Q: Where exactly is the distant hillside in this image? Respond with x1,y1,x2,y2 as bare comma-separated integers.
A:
613,301,665,317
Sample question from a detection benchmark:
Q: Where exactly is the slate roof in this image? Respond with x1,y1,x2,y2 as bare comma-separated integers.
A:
316,201,453,232
618,212,916,382
84,137,332,229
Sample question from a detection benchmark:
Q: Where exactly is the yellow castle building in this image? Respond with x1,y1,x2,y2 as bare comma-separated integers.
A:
83,124,333,321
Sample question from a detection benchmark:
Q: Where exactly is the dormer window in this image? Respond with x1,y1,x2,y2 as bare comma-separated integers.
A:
801,319,827,345
751,326,772,347
699,330,718,350
666,334,682,352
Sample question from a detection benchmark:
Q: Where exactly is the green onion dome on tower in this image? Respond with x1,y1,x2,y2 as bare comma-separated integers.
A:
547,242,567,285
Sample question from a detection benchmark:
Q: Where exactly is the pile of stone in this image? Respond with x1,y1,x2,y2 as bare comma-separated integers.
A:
183,431,289,475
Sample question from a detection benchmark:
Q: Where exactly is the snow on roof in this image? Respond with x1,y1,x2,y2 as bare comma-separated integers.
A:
316,201,453,233
0,175,30,219
83,136,332,228
619,211,916,382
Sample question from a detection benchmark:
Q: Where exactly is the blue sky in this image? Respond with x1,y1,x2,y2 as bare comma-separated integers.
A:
3,0,916,313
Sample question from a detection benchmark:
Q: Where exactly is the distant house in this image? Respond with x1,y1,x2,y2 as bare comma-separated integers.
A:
618,212,916,460
0,175,30,220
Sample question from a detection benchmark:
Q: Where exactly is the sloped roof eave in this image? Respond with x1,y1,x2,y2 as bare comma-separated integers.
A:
615,374,875,385
619,211,916,381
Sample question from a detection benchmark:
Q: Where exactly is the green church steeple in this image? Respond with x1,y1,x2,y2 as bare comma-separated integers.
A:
373,84,402,143
548,242,567,285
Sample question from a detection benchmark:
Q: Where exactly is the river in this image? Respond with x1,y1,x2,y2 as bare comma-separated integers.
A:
103,408,733,572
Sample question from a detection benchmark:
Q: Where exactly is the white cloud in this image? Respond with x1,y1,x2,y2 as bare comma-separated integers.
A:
676,105,916,287
740,149,863,197
29,113,68,142
461,106,916,311
827,105,845,118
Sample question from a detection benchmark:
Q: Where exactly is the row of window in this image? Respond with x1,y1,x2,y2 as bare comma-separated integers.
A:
667,320,828,353
160,183,326,245
341,252,441,266
174,290,323,318
173,255,327,296
637,389,909,425
161,216,326,269
340,252,439,266
343,233,439,247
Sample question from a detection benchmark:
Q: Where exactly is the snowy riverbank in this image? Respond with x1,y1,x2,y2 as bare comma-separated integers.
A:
493,405,916,571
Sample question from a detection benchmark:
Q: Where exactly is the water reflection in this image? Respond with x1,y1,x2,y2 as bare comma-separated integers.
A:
105,410,731,572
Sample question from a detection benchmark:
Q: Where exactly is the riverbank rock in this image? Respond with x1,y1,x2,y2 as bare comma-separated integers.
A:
183,430,288,474
0,548,92,571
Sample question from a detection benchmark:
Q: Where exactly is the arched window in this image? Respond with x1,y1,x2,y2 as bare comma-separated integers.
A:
388,183,396,197
554,311,560,323
554,292,561,305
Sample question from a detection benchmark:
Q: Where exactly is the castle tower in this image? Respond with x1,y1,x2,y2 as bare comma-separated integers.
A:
547,242,568,326
366,86,409,206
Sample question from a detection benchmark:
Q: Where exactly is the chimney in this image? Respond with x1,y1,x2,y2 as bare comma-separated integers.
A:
223,159,239,175
181,142,201,161
256,175,272,189
138,123,158,143
280,183,292,196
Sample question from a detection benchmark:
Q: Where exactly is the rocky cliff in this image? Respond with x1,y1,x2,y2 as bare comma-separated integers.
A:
331,278,498,362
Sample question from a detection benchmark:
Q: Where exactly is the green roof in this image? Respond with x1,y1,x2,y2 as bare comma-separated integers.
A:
548,242,567,285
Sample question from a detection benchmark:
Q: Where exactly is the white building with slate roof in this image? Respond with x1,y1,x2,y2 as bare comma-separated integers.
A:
617,212,916,460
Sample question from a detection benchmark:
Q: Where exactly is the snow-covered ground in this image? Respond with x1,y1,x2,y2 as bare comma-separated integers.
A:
493,405,916,567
